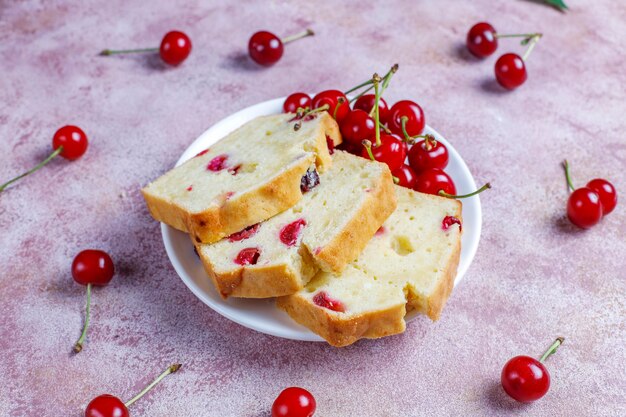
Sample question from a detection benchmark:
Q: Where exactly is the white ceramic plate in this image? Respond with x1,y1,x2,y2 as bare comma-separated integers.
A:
162,97,482,342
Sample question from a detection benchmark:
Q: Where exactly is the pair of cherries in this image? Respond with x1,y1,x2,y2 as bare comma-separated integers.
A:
467,22,542,90
563,160,617,229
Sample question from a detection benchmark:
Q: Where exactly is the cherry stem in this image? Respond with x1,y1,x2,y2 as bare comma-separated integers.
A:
368,65,397,118
0,146,63,193
344,63,399,96
539,337,565,363
281,28,314,45
439,182,491,199
495,32,542,39
293,104,329,131
522,34,542,61
400,116,411,142
372,73,382,147
124,364,182,408
73,283,91,353
362,140,375,162
100,47,159,56
562,159,576,192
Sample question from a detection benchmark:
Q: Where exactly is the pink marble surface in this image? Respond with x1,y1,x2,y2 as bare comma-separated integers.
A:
1,0,625,415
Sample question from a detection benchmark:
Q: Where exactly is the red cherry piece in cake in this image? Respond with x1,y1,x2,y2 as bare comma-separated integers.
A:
279,219,307,246
360,134,406,172
195,149,209,157
85,394,129,417
375,226,386,236
466,22,498,58
495,53,527,90
313,291,345,312
248,31,284,66
353,94,389,124
408,138,449,172
52,125,89,160
300,168,320,193
228,223,261,242
284,92,312,113
311,90,350,123
271,387,316,417
442,215,462,231
325,135,335,155
392,164,418,189
234,248,261,265
228,164,242,175
340,109,376,146
387,100,425,137
586,178,617,215
567,188,603,229
71,250,115,286
159,31,192,66
186,185,193,191
414,168,457,196
207,154,228,171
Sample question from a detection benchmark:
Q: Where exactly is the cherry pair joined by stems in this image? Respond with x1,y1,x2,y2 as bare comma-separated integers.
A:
272,387,316,417
101,31,192,66
72,249,115,353
466,22,542,90
562,160,617,229
85,364,181,417
249,29,314,66
0,125,88,193
501,337,564,402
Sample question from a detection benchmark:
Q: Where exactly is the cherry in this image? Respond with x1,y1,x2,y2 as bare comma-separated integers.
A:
272,387,316,417
234,248,261,265
283,93,312,113
300,168,320,193
313,291,345,313
71,249,115,353
85,364,181,417
495,53,527,90
101,31,192,66
392,165,418,189
387,100,425,139
407,135,449,172
361,135,407,172
414,168,456,196
466,22,498,58
280,219,307,246
563,160,604,228
207,154,229,172
249,29,314,66
228,223,261,242
586,178,617,215
311,90,350,123
340,109,375,146
0,125,88,193
502,337,564,402
353,94,389,124
442,216,462,231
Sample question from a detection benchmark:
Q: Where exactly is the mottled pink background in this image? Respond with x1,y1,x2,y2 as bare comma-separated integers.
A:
1,0,624,416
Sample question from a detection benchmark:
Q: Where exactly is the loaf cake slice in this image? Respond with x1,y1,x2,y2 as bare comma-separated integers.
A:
142,113,341,244
196,151,397,299
276,186,462,347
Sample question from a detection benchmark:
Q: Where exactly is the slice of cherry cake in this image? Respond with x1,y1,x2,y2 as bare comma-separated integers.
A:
196,151,397,299
276,186,462,347
142,113,341,244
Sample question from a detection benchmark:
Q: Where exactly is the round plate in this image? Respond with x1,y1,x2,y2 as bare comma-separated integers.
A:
162,97,482,342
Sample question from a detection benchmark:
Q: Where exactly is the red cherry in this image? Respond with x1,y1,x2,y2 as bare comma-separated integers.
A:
272,387,316,417
414,168,456,196
207,154,229,172
353,94,389,124
249,31,283,66
466,22,498,58
311,90,350,123
85,394,128,417
361,134,407,172
159,31,192,66
495,53,527,90
283,93,312,113
234,248,261,265
586,178,617,215
53,125,89,160
392,165,418,189
407,136,449,173
312,291,344,313
387,100,425,138
340,109,375,146
72,250,115,286
567,188,603,228
228,223,261,242
442,216,462,231
501,356,550,402
279,219,307,246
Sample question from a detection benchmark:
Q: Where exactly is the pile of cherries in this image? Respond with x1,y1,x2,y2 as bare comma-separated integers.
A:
283,65,488,199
